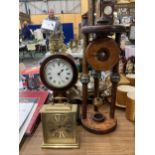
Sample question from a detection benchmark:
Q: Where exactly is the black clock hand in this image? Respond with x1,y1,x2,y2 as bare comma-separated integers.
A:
57,69,64,76
60,69,64,73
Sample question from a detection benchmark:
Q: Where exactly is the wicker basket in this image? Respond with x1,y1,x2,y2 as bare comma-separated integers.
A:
116,85,135,107
126,91,135,121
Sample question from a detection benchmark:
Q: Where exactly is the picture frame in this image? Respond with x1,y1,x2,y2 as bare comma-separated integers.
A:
41,19,56,31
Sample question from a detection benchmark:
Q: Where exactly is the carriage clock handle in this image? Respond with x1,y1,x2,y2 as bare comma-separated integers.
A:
51,96,69,104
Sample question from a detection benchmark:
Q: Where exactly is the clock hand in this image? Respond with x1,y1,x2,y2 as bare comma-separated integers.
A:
60,69,64,73
57,69,64,76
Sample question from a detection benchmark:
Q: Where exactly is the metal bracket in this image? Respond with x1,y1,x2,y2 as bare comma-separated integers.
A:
110,73,120,83
80,74,90,84
91,70,101,78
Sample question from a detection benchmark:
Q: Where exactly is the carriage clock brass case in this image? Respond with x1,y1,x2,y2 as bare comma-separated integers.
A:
40,103,79,148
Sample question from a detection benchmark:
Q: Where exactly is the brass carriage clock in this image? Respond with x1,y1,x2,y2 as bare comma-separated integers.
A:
80,0,126,134
40,54,79,148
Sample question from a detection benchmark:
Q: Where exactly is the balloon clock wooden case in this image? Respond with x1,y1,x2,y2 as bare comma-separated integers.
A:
80,0,126,134
40,54,79,148
40,54,78,92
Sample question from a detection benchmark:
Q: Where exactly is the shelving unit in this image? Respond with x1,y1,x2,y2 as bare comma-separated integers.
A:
114,2,135,17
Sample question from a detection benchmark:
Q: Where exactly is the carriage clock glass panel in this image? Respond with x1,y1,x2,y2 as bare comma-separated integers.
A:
44,58,73,88
46,113,75,140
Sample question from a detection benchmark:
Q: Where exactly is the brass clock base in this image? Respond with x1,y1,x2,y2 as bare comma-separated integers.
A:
41,140,79,149
81,112,117,134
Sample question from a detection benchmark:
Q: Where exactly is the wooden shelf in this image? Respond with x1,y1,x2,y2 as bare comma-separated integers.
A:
115,2,135,17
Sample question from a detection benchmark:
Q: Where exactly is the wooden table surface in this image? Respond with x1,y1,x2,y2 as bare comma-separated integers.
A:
20,104,134,155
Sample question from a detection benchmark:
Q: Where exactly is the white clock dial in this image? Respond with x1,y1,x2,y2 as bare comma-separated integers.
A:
44,58,73,88
104,6,112,15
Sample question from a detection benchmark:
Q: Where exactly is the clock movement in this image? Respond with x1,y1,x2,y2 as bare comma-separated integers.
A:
40,53,79,148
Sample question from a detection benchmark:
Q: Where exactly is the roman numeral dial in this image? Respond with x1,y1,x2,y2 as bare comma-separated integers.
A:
47,114,74,139
44,58,73,88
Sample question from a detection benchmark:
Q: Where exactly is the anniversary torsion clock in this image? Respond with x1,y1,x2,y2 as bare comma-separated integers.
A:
80,0,125,134
40,54,79,148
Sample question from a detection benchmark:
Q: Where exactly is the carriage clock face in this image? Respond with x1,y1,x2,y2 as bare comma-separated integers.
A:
47,114,74,139
40,54,78,91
